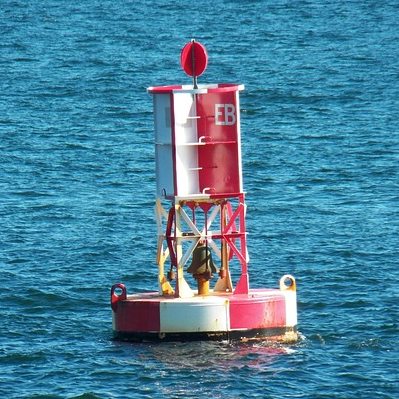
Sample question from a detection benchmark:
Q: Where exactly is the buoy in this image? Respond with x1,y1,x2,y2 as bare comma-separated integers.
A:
110,40,298,343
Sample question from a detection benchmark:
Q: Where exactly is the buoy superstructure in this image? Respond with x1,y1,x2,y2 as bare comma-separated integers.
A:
111,40,298,342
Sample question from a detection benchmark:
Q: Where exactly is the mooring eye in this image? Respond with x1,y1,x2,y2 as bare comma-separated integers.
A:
279,274,296,291
283,276,294,288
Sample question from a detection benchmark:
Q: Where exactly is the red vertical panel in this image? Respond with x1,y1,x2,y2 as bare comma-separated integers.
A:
229,295,286,329
115,301,160,332
196,91,241,195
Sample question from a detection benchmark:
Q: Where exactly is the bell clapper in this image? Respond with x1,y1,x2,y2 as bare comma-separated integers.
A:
187,240,218,296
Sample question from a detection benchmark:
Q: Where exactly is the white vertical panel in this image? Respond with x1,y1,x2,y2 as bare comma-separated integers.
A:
160,297,229,332
154,94,174,197
283,291,298,327
173,92,199,196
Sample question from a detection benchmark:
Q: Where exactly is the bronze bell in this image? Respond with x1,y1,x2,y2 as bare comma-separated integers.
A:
167,269,176,281
187,242,218,278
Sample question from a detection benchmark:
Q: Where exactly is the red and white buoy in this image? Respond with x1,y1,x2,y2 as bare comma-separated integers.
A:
111,40,298,342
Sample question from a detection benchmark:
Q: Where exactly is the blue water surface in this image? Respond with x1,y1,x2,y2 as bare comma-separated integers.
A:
1,1,398,398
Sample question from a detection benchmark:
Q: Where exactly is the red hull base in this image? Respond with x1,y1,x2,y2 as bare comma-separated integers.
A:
111,286,298,343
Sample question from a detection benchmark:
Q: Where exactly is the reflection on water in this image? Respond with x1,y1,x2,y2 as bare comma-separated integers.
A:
132,339,301,372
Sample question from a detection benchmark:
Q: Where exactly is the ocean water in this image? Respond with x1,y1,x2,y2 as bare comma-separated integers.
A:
1,0,398,398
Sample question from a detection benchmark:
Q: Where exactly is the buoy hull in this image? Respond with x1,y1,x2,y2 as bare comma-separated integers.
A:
111,289,297,343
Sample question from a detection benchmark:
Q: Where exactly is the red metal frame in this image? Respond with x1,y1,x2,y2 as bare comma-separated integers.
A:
161,194,249,295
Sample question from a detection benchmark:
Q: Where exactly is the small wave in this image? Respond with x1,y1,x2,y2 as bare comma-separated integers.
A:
70,394,104,399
